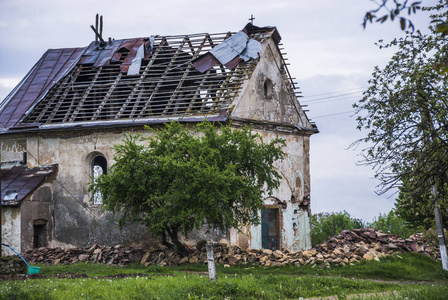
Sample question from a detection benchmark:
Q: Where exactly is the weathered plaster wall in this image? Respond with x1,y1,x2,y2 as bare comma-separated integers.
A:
2,123,311,252
225,127,312,252
1,207,21,255
228,36,313,252
28,129,157,249
1,139,26,163
20,184,54,252
1,137,25,254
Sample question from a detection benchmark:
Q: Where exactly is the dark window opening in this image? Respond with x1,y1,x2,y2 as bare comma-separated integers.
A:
263,79,273,99
92,156,107,205
93,156,107,175
261,207,280,250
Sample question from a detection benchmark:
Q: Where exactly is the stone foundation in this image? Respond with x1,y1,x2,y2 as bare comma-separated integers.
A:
0,257,27,275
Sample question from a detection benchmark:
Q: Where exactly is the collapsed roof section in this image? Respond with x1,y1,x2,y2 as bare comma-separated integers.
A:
0,24,286,133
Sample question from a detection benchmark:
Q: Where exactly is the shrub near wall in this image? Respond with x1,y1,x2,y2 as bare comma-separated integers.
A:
0,257,26,275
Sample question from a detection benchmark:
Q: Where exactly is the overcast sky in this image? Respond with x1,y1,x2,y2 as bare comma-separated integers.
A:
0,0,438,222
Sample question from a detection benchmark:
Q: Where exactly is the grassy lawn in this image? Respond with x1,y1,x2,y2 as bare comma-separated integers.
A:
0,253,447,299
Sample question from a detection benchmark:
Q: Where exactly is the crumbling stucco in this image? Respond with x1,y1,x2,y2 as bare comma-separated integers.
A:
1,207,21,255
0,139,26,163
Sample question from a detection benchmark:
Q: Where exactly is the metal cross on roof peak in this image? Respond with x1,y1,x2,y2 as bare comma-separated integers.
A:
249,14,255,24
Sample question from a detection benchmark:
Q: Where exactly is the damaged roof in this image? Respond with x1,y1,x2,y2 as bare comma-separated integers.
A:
0,164,58,206
0,24,285,133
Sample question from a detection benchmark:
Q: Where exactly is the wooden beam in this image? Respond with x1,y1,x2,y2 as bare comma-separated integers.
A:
91,72,122,120
69,67,103,122
35,67,81,123
116,46,162,119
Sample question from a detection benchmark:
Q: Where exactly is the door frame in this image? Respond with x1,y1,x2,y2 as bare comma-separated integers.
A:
261,205,282,251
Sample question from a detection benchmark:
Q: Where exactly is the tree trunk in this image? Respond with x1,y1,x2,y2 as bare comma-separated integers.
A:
432,184,448,270
166,227,188,257
160,231,174,248
419,101,448,270
206,242,217,281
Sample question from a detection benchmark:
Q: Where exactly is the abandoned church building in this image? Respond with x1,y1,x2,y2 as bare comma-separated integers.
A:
0,23,318,255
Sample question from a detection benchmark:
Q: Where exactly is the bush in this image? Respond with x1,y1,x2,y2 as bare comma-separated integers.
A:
369,210,417,239
311,211,366,246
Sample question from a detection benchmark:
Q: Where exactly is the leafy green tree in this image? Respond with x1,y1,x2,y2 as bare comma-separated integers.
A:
90,122,285,254
363,0,448,71
363,0,422,31
311,211,366,246
369,210,417,238
395,183,448,230
354,31,448,194
354,2,448,269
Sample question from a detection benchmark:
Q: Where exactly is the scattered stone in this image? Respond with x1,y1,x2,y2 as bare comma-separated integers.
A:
188,256,199,264
78,254,89,262
16,228,440,270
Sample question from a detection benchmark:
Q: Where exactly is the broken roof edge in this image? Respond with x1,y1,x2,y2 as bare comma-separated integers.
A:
2,110,229,135
230,117,319,135
242,23,280,42
100,24,280,46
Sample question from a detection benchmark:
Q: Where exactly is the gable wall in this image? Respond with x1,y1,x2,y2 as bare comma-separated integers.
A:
231,38,311,128
1,139,26,162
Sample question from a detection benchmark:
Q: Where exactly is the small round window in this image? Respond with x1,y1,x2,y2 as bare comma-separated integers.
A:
263,79,273,100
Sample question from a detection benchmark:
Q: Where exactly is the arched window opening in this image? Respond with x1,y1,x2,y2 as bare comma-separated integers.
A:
263,78,273,100
92,155,107,205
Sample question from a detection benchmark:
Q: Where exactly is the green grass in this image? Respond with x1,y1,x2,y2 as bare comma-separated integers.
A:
0,273,404,299
38,262,169,277
0,252,446,299
352,284,448,299
163,252,448,281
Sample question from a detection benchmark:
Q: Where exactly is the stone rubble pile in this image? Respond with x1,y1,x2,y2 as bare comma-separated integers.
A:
22,244,144,266
21,228,440,268
308,228,439,268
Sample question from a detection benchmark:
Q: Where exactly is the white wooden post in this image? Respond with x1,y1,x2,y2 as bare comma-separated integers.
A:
206,242,217,281
433,184,448,270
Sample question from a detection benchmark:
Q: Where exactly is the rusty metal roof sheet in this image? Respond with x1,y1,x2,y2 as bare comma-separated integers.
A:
1,164,58,206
